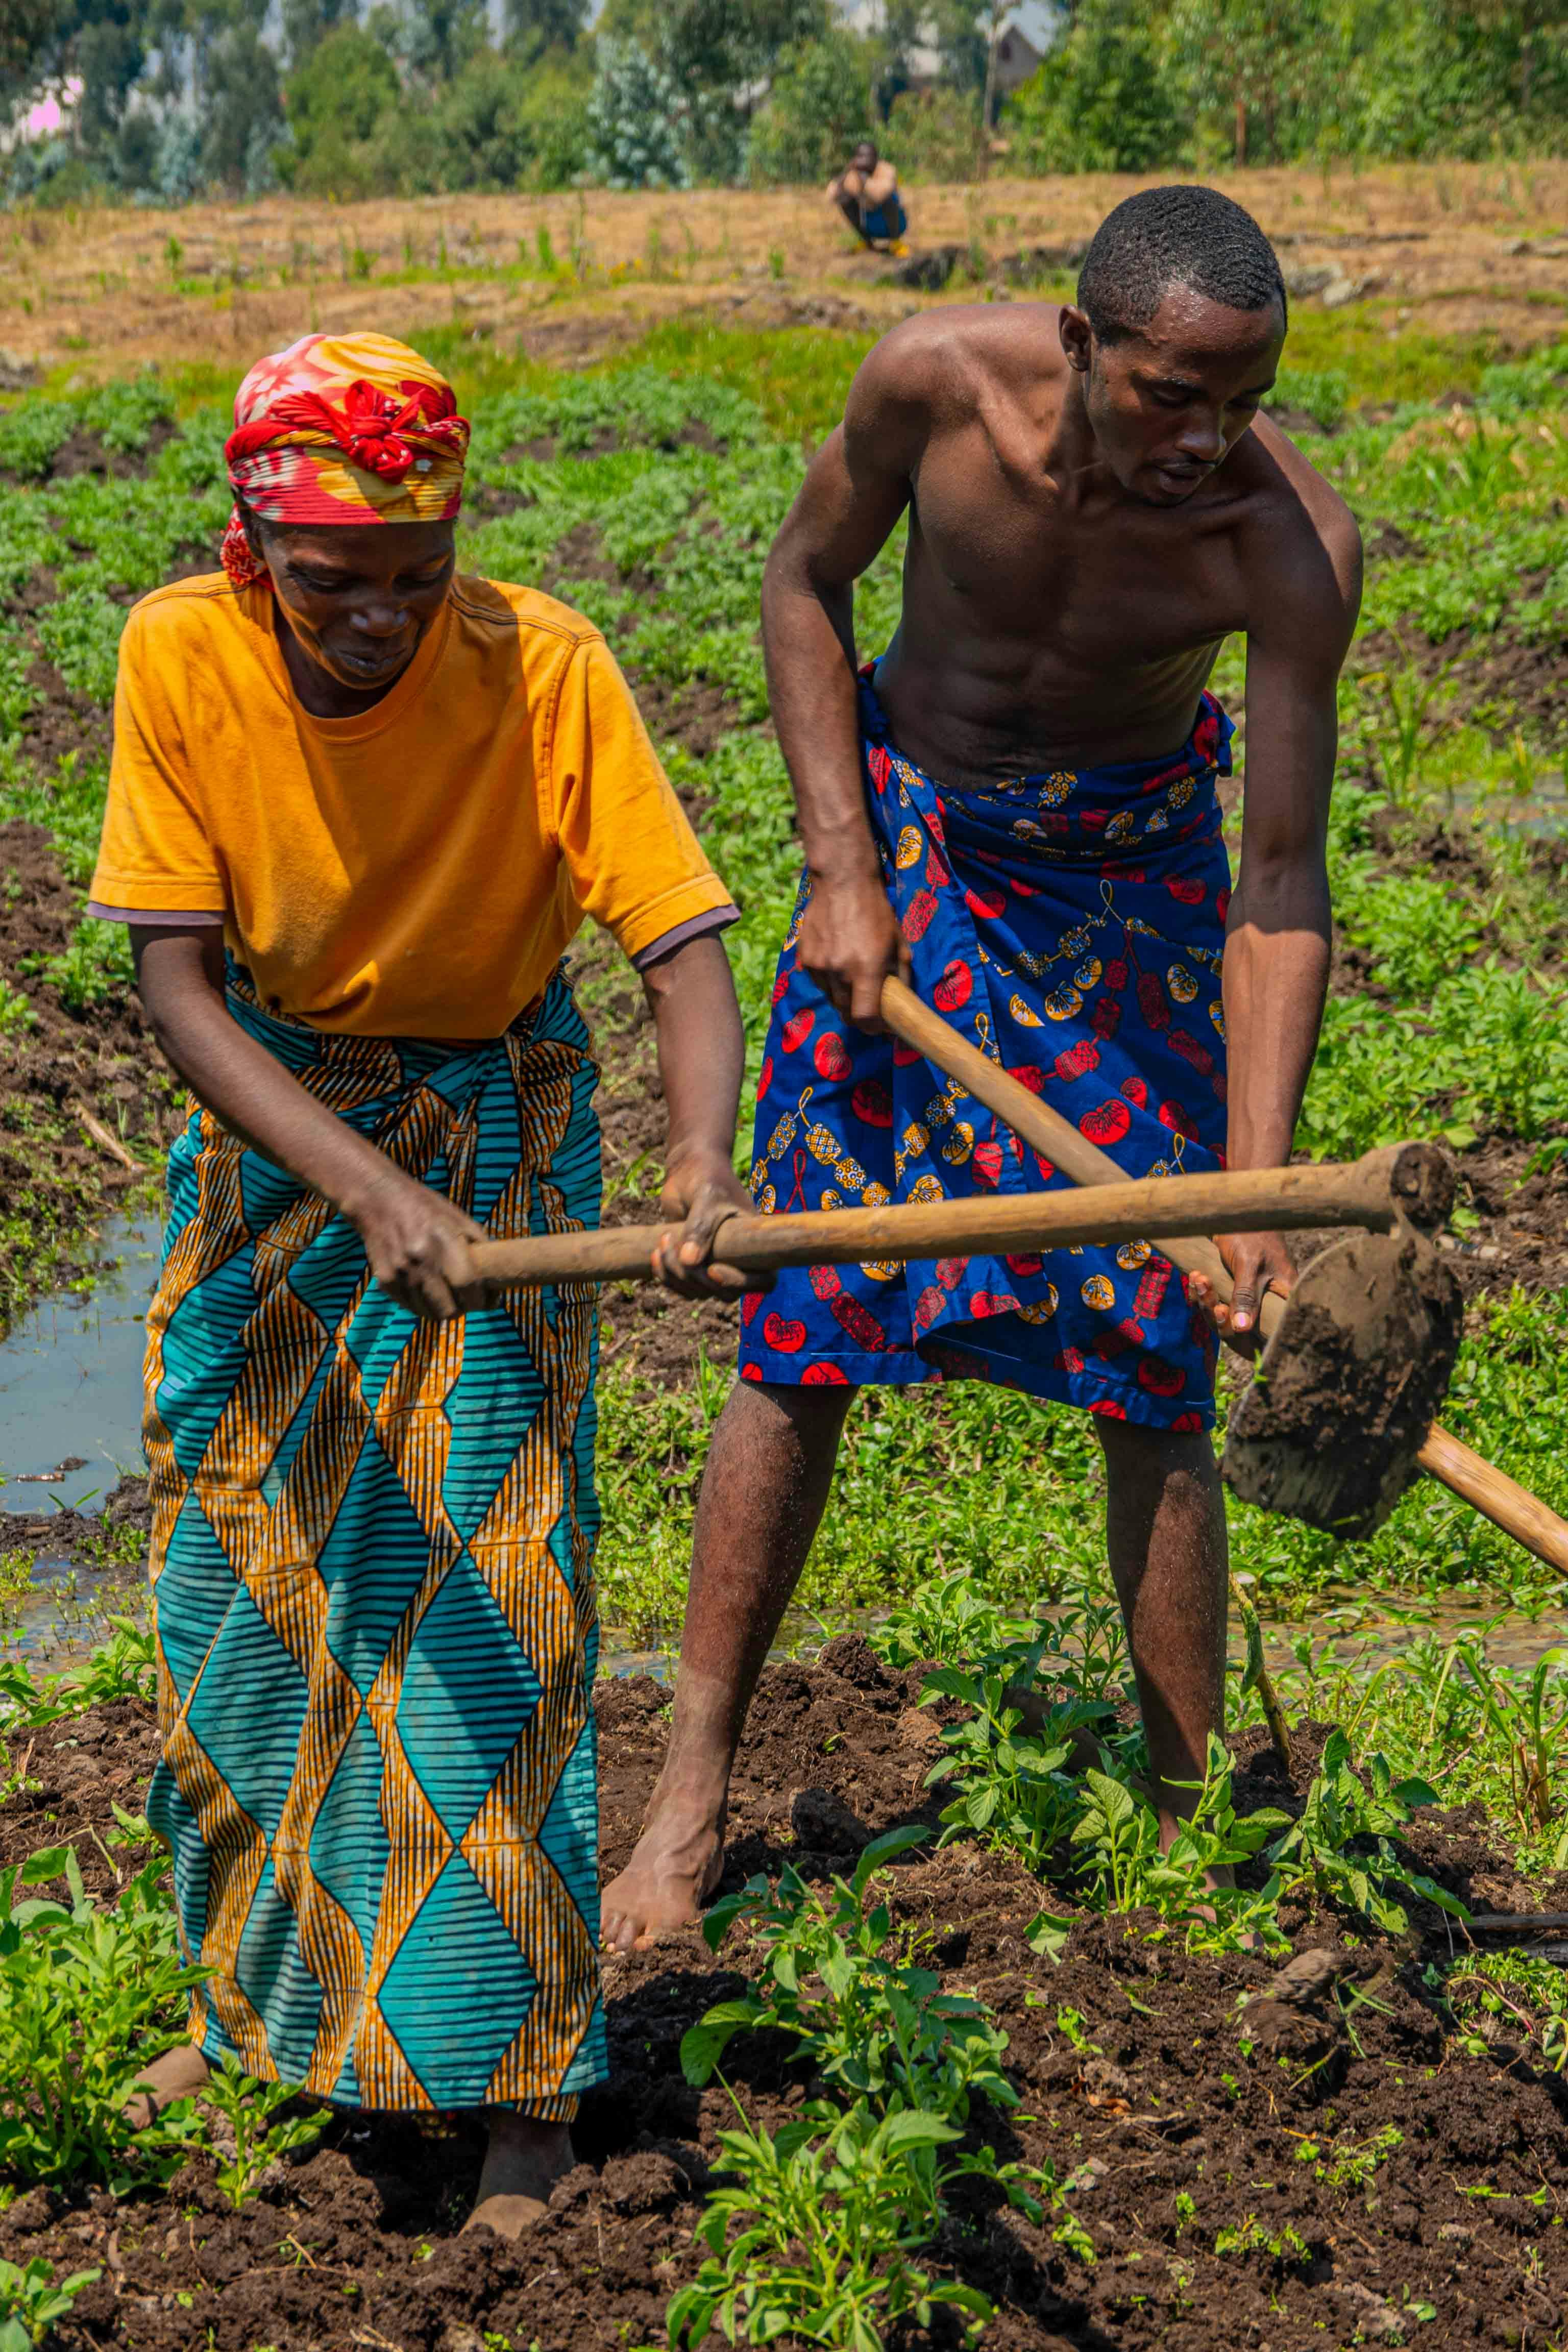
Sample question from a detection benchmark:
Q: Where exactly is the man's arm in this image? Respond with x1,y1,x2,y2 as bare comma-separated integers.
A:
760,330,931,1027
1216,479,1362,1337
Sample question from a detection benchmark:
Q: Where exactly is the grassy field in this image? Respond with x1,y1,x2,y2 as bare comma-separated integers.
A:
0,177,1565,2352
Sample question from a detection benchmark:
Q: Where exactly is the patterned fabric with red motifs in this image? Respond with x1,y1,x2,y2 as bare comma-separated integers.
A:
736,664,1233,1429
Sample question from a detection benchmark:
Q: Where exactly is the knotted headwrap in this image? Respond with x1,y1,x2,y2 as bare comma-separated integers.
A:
220,331,470,590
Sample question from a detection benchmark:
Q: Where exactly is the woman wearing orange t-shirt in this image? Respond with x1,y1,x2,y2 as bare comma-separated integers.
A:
88,333,749,2235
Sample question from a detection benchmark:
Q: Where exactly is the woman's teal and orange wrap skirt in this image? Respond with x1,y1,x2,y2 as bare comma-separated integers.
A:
143,965,607,2116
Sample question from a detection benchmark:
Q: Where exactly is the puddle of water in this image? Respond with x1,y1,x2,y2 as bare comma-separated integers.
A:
0,1211,162,1511
1443,771,1568,841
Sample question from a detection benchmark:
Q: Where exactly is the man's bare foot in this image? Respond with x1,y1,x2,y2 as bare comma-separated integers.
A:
600,1797,725,1954
123,2041,210,2129
464,2114,574,2239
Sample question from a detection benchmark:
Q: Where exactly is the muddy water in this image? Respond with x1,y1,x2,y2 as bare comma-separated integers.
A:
0,1211,163,1661
1,1220,1561,1683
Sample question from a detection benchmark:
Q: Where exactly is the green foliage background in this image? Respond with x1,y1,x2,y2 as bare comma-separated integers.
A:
7,0,1568,203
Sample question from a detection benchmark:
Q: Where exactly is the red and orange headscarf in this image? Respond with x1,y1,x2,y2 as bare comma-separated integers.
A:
221,331,470,589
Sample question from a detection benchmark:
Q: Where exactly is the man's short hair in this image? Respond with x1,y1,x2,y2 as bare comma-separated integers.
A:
1076,184,1286,345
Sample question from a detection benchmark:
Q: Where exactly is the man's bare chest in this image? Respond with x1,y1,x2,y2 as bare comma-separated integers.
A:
908,444,1246,667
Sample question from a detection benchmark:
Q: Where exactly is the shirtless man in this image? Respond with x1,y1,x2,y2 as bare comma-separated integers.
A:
827,140,908,250
603,183,1361,1950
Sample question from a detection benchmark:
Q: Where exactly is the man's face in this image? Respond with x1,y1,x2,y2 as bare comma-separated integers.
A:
253,517,456,694
1060,285,1285,507
852,143,877,174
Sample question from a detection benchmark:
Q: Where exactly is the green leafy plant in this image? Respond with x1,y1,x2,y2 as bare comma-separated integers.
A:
1071,1739,1292,1953
666,2098,998,2351
0,1842,207,2189
683,1828,1012,2130
920,1668,1093,1874
0,978,35,1036
1267,1730,1469,1935
62,1615,156,1708
176,2052,329,2209
0,2256,102,2350
867,1568,1037,1674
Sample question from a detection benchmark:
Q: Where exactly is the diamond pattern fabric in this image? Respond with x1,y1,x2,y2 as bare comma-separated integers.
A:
144,966,606,2115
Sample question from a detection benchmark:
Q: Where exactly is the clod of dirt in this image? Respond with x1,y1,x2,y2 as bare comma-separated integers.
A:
1331,2282,1408,2340
1266,1945,1350,2007
1222,1224,1464,1538
790,1784,871,1856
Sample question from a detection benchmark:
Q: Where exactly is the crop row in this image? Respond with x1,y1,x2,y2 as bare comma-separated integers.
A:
3,1573,1558,2347
639,1564,1566,2343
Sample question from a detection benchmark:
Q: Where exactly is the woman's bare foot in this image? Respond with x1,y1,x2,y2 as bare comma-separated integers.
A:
600,1792,725,1954
122,2041,210,2129
464,2114,574,2239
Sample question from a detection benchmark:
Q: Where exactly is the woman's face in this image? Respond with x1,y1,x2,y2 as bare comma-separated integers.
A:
249,515,456,697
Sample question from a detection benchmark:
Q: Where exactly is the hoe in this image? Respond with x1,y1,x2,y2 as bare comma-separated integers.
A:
468,975,1568,1570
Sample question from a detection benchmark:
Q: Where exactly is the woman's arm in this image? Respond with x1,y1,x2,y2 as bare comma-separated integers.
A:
641,930,758,1298
135,927,495,1319
136,925,755,1315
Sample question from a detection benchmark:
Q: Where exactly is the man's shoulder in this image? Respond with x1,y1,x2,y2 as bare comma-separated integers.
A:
1235,416,1360,559
1226,419,1362,646
854,303,1062,421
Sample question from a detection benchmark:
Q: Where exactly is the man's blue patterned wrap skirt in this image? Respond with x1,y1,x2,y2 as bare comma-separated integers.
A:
737,665,1234,1430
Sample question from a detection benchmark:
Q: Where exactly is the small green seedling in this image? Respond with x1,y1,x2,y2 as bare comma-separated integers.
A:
177,2052,329,2210
0,2256,101,2350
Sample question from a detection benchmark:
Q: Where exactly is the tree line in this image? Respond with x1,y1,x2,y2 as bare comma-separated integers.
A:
4,0,1565,209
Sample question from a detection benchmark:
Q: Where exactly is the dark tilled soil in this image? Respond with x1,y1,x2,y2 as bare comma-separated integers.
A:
0,816,169,1321
3,1641,1565,2351
1354,611,1568,750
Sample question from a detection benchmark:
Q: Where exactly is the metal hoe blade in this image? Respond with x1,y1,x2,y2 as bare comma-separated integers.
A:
1220,1224,1464,1541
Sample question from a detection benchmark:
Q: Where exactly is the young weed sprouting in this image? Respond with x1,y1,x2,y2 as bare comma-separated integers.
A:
1439,1949,1568,2075
0,1842,207,2190
0,2256,103,2350
175,2052,329,2210
1213,2213,1313,2269
1294,2123,1405,2203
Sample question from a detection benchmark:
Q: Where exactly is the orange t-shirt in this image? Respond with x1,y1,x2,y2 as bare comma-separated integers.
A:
89,572,734,1039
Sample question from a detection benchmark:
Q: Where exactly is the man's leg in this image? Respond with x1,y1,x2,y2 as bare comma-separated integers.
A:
600,1378,857,1950
1094,1418,1229,1843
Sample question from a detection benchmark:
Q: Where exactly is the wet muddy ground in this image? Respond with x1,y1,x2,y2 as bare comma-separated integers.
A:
1,1641,1565,2351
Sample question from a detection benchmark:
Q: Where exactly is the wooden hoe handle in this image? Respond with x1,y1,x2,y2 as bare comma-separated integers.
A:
471,1151,1435,1291
878,975,1568,1578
